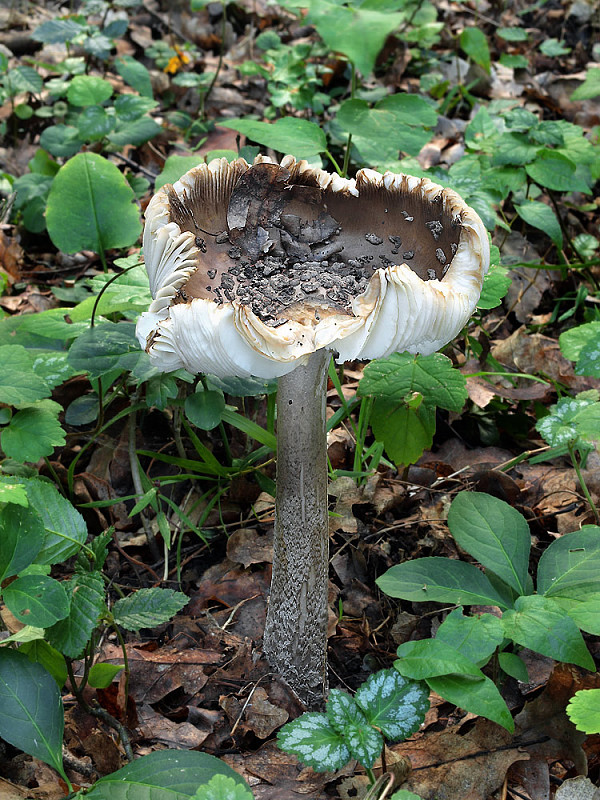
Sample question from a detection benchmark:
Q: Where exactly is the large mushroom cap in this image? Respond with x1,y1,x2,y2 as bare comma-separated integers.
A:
137,155,489,378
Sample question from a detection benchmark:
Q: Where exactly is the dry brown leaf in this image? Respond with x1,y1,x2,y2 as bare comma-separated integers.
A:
227,527,273,567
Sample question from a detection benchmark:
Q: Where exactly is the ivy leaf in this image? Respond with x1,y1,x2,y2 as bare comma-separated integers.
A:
327,689,383,768
566,689,600,734
277,712,350,772
112,588,188,631
354,668,429,742
536,390,600,447
1,400,66,463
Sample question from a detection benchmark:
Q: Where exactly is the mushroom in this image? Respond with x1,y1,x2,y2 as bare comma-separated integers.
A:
136,155,490,707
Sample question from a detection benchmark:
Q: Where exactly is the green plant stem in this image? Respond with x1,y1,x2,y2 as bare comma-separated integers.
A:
569,443,600,524
365,766,376,786
325,149,343,176
128,395,160,560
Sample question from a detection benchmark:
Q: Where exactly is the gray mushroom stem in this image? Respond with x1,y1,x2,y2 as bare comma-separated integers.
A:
263,349,331,708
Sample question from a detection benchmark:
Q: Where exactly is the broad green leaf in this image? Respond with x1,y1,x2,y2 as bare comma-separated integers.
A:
185,390,226,431
114,55,154,98
220,117,327,158
498,651,529,683
395,638,484,679
18,640,68,687
87,662,124,689
277,712,350,772
2,400,65,463
563,593,600,635
537,526,600,600
67,75,113,106
22,477,87,565
77,105,114,141
559,322,600,379
68,322,140,379
359,352,467,412
526,150,591,194
514,201,563,249
539,38,570,57
39,124,84,158
426,673,514,731
477,263,511,310
32,19,86,44
155,154,204,190
460,27,491,73
327,689,382,768
536,390,600,447
46,572,105,659
207,374,278,397
86,749,251,799
112,588,188,631
0,482,28,507
193,775,253,800
435,609,504,665
0,649,66,779
497,27,529,42
492,132,539,166
65,394,99,426
0,345,50,406
308,2,405,77
571,67,600,101
114,94,158,122
0,504,45,582
354,668,429,741
447,492,531,595
377,93,437,127
566,689,600,734
46,152,142,254
145,373,181,410
502,595,595,670
370,398,435,466
108,116,162,147
6,65,43,95
390,793,424,800
377,556,509,608
31,350,77,390
3,575,69,628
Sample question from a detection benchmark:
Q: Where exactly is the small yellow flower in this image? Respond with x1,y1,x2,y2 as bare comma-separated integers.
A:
164,48,191,74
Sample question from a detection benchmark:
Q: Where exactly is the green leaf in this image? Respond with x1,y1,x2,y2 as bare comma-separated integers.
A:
46,152,142,255
0,482,29,507
497,27,529,42
354,668,429,741
206,374,278,397
32,19,86,44
6,65,43,95
39,124,85,158
447,492,531,595
277,712,350,772
460,27,491,72
114,55,154,98
327,689,382,768
68,322,140,379
502,595,595,670
0,504,45,582
2,401,66,463
307,2,405,77
359,352,467,412
3,575,69,628
492,132,539,166
436,609,504,665
108,116,163,147
563,593,600,635
193,775,253,800
391,793,424,800
559,322,600,379
0,649,66,779
185,390,226,431
498,651,529,683
18,640,68,687
30,349,77,390
46,572,105,659
154,154,204,190
571,67,600,101
536,390,600,447
539,38,570,57
67,75,113,107
370,398,435,466
112,588,188,631
395,638,484,679
526,150,591,194
0,345,51,406
65,394,99,426
514,201,563,250
77,105,114,141
114,95,158,122
86,749,251,799
477,263,511,310
426,673,514,731
537,526,600,600
87,662,124,689
377,556,509,608
566,689,600,734
219,117,327,159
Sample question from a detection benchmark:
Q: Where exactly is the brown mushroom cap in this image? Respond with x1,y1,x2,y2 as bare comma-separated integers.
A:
137,155,489,378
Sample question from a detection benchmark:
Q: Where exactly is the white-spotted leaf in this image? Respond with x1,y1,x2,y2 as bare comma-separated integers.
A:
277,712,350,772
327,689,383,768
354,668,429,742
